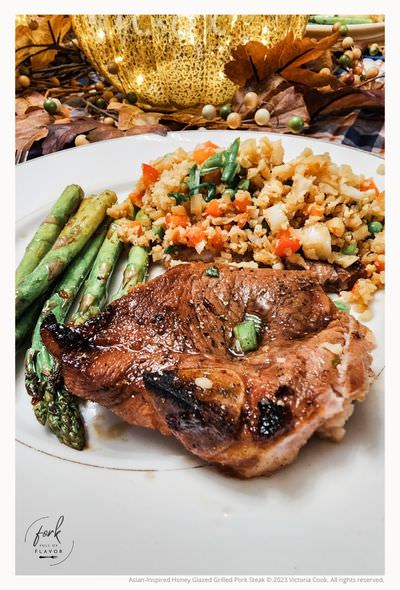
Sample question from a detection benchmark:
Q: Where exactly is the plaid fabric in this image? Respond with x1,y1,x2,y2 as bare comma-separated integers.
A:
306,110,385,156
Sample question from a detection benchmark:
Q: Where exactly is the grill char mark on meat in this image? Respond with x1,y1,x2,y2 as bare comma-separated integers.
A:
41,263,375,478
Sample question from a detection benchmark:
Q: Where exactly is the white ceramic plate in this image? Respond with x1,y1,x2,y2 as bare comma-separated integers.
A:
15,131,384,575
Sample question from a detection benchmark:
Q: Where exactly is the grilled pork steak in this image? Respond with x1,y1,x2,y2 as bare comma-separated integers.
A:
284,258,366,293
41,264,375,478
166,250,365,293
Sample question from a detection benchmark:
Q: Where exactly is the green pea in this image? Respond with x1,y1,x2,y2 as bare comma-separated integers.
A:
368,221,383,234
342,243,358,255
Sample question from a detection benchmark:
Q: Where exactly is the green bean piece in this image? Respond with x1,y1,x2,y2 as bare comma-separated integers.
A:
221,138,240,184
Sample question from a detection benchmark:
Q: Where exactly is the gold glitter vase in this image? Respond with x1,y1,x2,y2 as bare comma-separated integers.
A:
72,15,308,109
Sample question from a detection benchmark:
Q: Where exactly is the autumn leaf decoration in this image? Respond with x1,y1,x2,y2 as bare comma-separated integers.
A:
15,16,72,68
223,31,345,127
224,31,342,90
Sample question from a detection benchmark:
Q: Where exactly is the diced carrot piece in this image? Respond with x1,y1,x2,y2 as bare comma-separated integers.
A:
375,259,385,272
129,192,144,207
129,220,143,236
165,212,190,228
205,200,223,217
142,163,160,188
186,227,206,247
233,193,251,212
359,178,379,193
193,141,219,164
274,229,301,257
210,228,225,251
171,228,182,244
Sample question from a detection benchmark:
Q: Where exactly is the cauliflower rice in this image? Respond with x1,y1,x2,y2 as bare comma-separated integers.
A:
108,136,384,312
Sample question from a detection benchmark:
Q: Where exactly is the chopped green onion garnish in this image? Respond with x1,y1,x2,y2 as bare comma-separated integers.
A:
368,220,383,234
168,192,189,205
164,245,179,255
188,164,201,189
189,182,217,202
223,188,236,201
135,209,151,227
334,300,350,312
200,152,226,175
233,320,258,353
152,225,165,239
204,266,219,278
238,179,250,191
341,243,358,255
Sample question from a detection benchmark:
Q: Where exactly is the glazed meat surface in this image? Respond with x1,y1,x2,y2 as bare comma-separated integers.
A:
41,263,375,478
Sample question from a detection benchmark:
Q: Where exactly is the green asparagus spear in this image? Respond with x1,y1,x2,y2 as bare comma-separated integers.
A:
25,219,110,447
47,229,148,449
16,184,83,285
48,224,123,441
70,222,123,325
112,245,149,300
16,190,117,319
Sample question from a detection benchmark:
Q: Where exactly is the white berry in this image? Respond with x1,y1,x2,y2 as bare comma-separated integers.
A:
226,112,242,129
75,134,89,146
254,108,271,126
243,91,258,109
201,104,217,120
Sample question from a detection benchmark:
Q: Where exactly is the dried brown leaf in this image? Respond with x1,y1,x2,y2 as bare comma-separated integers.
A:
224,31,341,89
42,116,168,154
87,124,168,143
41,119,103,154
304,87,384,118
110,103,164,131
15,16,72,68
15,108,52,151
15,91,46,116
268,86,310,128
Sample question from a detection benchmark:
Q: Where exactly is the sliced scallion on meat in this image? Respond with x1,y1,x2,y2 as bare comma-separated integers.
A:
204,266,219,278
244,312,263,334
233,320,258,353
334,300,350,312
164,245,180,255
